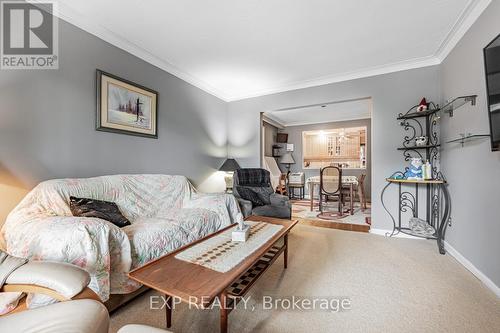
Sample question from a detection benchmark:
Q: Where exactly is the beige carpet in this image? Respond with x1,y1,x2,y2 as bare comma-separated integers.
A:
110,225,500,333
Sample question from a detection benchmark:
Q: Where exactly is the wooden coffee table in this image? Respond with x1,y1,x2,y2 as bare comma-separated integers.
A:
128,215,298,333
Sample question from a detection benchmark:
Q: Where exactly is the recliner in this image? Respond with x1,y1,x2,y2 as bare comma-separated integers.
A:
0,253,172,333
233,168,291,219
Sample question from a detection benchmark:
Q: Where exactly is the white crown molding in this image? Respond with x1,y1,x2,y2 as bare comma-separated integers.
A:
281,116,372,128
32,0,490,102
227,55,441,101
261,114,285,129
435,0,492,62
230,0,490,101
29,0,231,101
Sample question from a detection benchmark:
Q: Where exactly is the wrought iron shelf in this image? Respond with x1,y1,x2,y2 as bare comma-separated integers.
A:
397,109,440,120
442,95,477,117
386,178,446,184
397,227,438,240
397,144,440,150
381,98,451,255
446,133,491,147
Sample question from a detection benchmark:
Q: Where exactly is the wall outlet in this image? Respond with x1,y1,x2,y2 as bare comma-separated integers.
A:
448,217,452,227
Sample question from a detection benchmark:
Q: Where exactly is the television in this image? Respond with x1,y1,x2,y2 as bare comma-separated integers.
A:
484,33,500,151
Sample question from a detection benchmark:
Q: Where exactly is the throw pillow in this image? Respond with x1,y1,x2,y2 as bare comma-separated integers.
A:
236,186,271,206
245,186,272,205
69,196,131,228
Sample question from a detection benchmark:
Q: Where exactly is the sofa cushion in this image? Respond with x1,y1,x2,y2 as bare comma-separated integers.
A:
118,324,172,333
236,186,272,206
252,204,291,219
123,208,222,267
7,261,90,299
269,193,289,207
249,186,274,204
0,299,109,333
70,196,131,228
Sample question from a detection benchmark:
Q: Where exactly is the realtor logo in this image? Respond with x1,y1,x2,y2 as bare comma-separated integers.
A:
1,1,58,69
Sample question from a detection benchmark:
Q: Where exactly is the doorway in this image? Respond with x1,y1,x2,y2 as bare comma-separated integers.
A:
260,98,372,232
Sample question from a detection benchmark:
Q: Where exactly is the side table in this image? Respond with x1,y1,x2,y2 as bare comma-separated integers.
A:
288,184,305,200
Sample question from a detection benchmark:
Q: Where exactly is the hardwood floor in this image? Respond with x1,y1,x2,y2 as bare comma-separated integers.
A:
291,199,371,233
295,217,370,232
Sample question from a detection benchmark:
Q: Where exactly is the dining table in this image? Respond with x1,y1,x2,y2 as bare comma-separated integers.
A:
306,175,359,214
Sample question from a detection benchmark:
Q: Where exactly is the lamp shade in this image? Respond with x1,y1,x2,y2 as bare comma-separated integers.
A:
219,158,241,172
279,152,295,164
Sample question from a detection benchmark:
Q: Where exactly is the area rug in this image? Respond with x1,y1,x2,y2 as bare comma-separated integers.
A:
291,199,371,226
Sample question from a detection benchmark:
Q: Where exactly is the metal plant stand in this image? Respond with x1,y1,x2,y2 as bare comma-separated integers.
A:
381,102,452,254
381,176,451,254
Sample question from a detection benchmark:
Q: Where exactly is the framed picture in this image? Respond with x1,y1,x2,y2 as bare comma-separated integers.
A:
96,70,158,138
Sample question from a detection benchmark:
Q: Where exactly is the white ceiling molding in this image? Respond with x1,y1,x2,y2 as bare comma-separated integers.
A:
261,115,285,129
33,0,491,102
435,0,492,62
30,0,231,101
265,98,372,127
275,116,371,128
271,97,371,112
232,0,491,101
229,56,441,101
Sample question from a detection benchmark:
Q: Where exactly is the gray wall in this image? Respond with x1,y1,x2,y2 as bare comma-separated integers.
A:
0,18,228,224
228,67,441,232
284,118,372,200
1,1,497,292
440,1,500,288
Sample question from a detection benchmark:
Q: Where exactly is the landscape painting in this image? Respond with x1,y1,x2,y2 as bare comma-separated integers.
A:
96,70,158,138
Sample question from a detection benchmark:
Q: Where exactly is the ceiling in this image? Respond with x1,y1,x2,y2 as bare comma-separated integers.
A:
264,98,372,127
49,0,491,101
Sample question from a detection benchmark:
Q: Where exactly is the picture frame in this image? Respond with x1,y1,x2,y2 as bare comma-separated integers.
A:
96,69,158,138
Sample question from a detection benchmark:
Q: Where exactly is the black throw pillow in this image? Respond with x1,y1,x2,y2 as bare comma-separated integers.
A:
236,186,271,207
246,186,272,205
69,196,131,228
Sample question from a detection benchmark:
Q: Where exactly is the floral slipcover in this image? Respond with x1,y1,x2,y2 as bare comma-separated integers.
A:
1,174,240,301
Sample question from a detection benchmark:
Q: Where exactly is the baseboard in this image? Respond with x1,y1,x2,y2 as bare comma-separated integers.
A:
444,241,500,298
369,228,420,239
370,230,500,298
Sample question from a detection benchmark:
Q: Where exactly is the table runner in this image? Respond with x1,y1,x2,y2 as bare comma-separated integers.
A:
175,221,284,273
307,175,359,185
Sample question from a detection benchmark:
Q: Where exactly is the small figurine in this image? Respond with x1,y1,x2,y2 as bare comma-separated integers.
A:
417,98,429,112
404,157,423,180
232,213,249,242
235,213,246,230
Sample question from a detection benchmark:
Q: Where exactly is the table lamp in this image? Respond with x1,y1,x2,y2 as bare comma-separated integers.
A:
279,152,295,175
219,158,241,192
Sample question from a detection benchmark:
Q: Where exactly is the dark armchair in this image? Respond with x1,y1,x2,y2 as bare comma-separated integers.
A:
233,168,292,219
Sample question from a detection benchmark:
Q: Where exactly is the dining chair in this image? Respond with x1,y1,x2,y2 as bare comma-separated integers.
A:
357,174,367,211
319,166,343,214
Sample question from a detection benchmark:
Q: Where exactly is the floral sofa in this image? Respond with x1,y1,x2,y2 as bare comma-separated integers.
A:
1,174,240,302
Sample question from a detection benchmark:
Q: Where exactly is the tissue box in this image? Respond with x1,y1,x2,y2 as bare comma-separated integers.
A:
232,226,250,242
